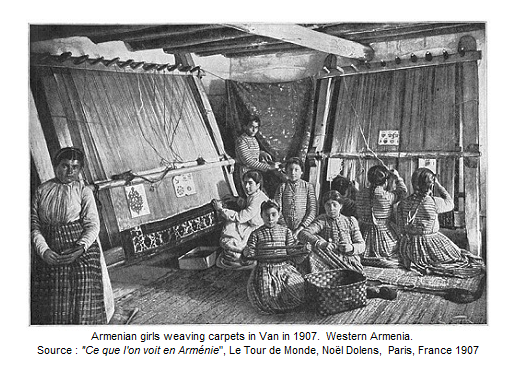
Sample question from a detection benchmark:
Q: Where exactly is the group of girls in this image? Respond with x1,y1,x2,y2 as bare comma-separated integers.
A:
213,157,484,315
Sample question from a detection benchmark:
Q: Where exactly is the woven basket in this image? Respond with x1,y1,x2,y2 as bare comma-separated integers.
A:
305,269,367,315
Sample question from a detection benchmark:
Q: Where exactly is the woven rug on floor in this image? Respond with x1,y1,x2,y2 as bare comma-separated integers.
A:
363,266,485,302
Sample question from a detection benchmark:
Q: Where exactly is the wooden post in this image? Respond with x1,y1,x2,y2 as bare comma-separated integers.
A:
308,77,334,201
459,37,481,256
29,91,54,182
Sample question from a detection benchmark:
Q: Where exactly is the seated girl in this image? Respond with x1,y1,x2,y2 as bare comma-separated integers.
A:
298,190,365,274
273,157,317,239
244,200,306,314
332,174,359,218
355,165,407,267
397,168,484,278
212,170,269,270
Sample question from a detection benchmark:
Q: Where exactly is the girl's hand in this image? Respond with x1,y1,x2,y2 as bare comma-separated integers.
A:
338,243,354,254
42,249,61,265
315,239,329,250
222,194,237,204
59,246,85,264
211,199,223,211
292,227,303,240
259,151,273,163
326,242,338,252
389,168,400,180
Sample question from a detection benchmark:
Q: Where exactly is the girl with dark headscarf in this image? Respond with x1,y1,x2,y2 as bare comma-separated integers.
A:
397,168,484,277
356,165,407,267
31,147,111,324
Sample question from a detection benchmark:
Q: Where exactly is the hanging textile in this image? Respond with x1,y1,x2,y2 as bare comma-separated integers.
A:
225,78,315,163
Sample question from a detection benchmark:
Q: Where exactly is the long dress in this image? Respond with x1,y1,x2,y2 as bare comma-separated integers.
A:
274,179,317,231
355,178,407,267
216,189,269,270
31,179,112,324
397,186,484,278
234,133,272,195
245,224,305,314
298,214,365,273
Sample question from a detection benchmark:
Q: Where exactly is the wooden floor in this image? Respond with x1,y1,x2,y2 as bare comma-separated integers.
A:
107,249,487,325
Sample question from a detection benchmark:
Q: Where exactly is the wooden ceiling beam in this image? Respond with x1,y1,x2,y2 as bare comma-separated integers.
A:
30,25,155,42
319,22,485,43
225,23,374,61
166,35,279,54
91,24,227,44
199,43,313,58
130,27,251,51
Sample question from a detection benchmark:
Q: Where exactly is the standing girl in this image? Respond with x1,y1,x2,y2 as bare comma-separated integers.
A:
31,147,112,324
273,157,317,239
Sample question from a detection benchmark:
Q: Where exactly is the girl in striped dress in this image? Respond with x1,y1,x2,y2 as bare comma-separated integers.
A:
31,148,112,324
298,190,365,273
234,115,281,196
397,168,484,277
273,157,317,239
356,165,407,267
244,200,306,314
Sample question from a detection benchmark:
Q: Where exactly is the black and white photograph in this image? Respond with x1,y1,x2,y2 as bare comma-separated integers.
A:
8,4,514,389
28,21,488,326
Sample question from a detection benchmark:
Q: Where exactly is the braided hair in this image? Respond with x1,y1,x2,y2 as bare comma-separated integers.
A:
366,165,389,206
411,168,435,196
405,168,436,227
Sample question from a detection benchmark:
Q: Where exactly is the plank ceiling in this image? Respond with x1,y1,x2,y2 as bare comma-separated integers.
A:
30,23,484,59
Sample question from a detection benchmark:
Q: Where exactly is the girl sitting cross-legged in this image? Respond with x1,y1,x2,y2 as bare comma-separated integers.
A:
244,200,307,314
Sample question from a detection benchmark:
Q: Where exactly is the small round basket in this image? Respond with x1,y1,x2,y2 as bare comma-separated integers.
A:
305,269,367,316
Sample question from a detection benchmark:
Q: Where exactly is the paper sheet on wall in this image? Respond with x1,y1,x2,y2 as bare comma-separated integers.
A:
378,130,400,145
326,158,344,181
125,184,151,218
418,158,437,174
173,173,197,198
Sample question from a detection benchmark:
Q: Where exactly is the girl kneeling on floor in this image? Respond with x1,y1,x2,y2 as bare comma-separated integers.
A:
244,200,307,314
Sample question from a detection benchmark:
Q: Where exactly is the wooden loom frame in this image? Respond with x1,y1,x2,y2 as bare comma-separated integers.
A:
30,52,238,260
308,38,483,257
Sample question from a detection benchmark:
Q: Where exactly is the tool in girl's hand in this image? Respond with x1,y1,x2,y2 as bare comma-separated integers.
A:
245,244,310,263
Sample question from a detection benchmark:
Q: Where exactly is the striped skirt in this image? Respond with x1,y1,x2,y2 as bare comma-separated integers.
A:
247,261,305,314
308,248,364,274
399,232,484,278
359,221,401,268
31,221,106,325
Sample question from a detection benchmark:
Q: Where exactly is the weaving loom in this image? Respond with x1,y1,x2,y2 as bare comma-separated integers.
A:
30,55,236,260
